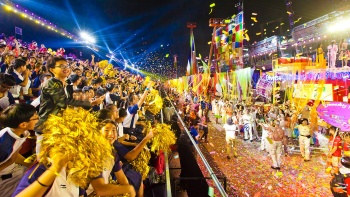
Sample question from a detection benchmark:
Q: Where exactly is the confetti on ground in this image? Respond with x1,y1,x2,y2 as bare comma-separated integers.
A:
195,114,333,197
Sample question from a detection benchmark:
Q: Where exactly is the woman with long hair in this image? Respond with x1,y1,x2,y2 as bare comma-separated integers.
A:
316,43,325,65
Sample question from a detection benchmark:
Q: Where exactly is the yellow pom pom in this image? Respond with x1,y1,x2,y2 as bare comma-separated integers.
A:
39,107,113,188
145,89,163,115
150,123,176,154
130,150,151,180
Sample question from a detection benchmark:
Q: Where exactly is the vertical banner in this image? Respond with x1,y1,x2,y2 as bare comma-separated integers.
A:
190,30,197,75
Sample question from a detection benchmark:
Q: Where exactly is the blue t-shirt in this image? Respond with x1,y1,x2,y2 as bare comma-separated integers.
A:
190,127,199,144
9,71,23,85
112,152,122,173
0,63,8,73
113,141,130,163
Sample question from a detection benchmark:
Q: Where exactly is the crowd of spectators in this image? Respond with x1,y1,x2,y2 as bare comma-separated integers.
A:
0,34,167,197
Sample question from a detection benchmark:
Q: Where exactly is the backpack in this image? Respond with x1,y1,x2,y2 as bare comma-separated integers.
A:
330,173,350,197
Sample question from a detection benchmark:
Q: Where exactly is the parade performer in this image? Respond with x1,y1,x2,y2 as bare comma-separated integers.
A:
326,126,342,174
250,107,260,140
297,118,311,161
242,109,253,142
339,39,349,67
327,40,338,68
224,117,238,159
211,95,221,124
199,116,209,143
260,120,270,152
261,120,285,170
283,115,292,156
221,101,228,126
316,43,325,65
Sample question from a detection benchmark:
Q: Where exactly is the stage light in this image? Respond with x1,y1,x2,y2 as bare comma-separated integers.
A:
80,31,96,44
4,5,12,11
328,17,350,33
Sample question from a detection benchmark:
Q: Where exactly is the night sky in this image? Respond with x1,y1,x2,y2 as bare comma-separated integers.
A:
0,0,337,77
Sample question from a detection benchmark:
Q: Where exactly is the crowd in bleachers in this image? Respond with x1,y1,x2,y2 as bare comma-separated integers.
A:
0,33,167,197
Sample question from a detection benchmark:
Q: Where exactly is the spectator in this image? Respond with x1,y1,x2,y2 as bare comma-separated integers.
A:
0,73,16,110
7,57,31,99
0,103,38,197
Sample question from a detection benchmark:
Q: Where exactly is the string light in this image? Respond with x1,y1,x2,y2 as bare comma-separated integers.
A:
1,2,80,42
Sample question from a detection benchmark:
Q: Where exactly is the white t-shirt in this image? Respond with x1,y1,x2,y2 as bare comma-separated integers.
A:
298,125,310,136
242,114,251,124
224,124,237,142
43,166,79,197
117,123,124,138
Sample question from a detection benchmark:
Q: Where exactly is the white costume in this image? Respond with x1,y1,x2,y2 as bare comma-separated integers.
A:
298,125,311,160
328,43,338,68
242,112,253,141
260,124,270,151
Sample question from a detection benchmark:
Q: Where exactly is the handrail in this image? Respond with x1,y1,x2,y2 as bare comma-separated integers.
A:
164,91,228,197
159,88,172,197
164,151,172,197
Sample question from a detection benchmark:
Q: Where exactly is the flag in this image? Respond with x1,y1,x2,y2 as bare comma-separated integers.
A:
15,27,22,35
186,57,191,76
190,29,197,75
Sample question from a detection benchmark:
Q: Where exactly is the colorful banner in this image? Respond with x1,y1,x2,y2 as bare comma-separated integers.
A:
213,11,244,71
317,102,350,131
293,84,333,101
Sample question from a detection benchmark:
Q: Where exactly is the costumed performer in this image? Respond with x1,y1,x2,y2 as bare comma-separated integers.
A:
327,40,338,68
297,118,311,161
316,43,325,65
242,109,253,142
224,117,238,159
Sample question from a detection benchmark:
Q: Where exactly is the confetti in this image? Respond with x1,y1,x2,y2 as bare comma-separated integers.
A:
209,3,215,14
193,115,333,196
